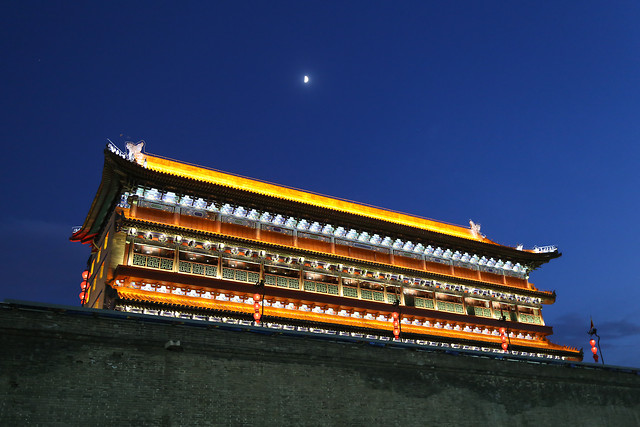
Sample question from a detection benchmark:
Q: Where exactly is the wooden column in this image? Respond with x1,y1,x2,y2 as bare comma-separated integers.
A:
173,244,180,273
129,196,138,217
173,206,180,226
215,213,222,233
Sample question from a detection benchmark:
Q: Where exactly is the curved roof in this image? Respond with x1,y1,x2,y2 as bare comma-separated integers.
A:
71,148,561,268
145,154,488,244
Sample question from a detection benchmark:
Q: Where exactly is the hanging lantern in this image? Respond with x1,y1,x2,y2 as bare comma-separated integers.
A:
591,346,598,355
253,293,262,325
499,327,508,351
392,311,401,338
80,281,88,291
590,339,596,347
82,270,89,280
79,291,86,300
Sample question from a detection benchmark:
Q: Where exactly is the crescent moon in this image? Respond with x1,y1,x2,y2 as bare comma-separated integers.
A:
304,75,309,83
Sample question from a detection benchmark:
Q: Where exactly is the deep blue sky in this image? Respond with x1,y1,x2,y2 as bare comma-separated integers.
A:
1,2,638,367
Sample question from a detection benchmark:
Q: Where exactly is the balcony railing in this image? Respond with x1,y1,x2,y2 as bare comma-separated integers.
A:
222,267,260,284
414,297,435,310
179,260,217,277
132,253,173,271
519,313,542,324
265,274,300,290
303,280,339,295
127,255,539,325
436,300,464,314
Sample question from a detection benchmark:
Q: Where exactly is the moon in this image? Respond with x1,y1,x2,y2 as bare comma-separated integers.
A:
304,75,309,83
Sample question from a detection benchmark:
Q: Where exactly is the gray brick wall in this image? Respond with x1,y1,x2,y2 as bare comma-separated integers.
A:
0,302,639,426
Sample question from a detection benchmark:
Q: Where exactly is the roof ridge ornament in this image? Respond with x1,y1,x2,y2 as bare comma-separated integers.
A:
469,220,483,239
125,140,147,167
533,245,558,253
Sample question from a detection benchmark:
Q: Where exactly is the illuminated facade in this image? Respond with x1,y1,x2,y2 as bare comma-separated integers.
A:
71,142,581,361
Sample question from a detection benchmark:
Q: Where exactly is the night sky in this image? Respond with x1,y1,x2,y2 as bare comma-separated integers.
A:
2,2,639,367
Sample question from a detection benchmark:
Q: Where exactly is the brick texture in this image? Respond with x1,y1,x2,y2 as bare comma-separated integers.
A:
1,303,639,426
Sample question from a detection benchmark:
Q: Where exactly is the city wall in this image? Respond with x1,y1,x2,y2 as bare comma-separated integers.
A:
1,301,638,426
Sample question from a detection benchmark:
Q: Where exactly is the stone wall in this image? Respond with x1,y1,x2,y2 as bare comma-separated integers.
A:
1,301,639,426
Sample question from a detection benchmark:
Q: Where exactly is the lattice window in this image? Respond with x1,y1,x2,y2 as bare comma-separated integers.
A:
222,268,235,280
372,291,384,302
160,259,174,271
265,275,277,285
315,283,327,294
288,278,299,289
438,301,457,313
343,287,358,298
204,265,217,277
423,299,434,309
179,261,192,273
454,304,464,314
236,270,248,282
361,289,373,300
327,284,338,295
132,254,147,267
192,263,205,275
520,313,541,324
415,298,425,308
304,281,316,292
147,256,161,269
248,272,260,284
475,307,491,317
277,276,287,287
387,294,399,303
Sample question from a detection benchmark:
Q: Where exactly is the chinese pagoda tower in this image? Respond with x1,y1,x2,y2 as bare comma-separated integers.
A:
71,142,581,361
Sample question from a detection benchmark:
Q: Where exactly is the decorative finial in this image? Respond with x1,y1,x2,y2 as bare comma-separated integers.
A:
469,220,482,238
125,140,146,166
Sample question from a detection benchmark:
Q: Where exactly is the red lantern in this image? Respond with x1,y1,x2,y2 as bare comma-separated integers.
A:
82,270,89,280
254,302,261,310
80,281,88,291
392,312,399,319
393,319,399,327
253,312,261,321
393,328,400,337
590,339,596,347
79,291,86,300
591,346,598,355
253,293,261,302
499,327,508,351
